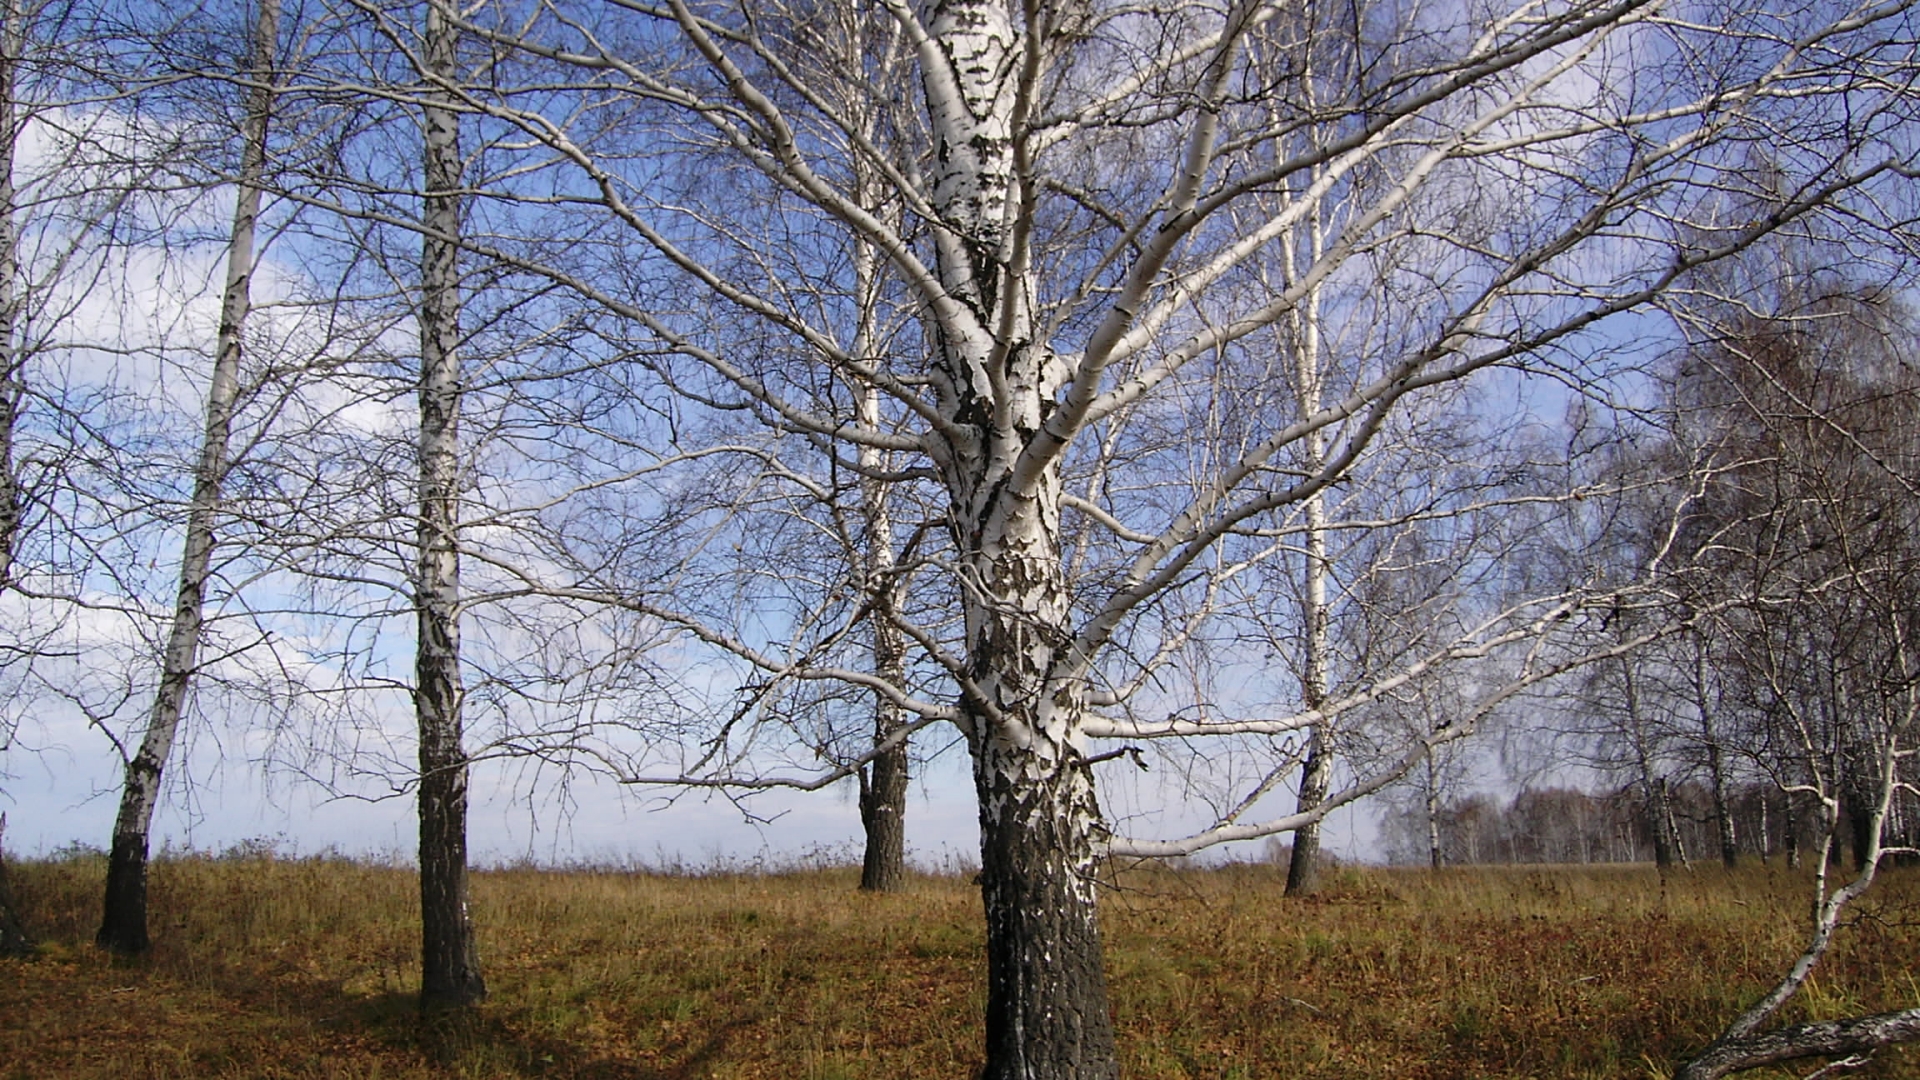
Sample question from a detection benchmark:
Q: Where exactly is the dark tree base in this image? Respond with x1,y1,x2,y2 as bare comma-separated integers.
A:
95,833,151,955
0,817,32,958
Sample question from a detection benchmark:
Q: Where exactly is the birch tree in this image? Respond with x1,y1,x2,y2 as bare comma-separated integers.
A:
1672,291,1920,1075
96,0,281,956
412,0,484,1007
306,0,1920,1073
0,0,26,582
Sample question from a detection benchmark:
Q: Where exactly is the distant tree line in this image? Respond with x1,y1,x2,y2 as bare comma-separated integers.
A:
1382,782,1920,870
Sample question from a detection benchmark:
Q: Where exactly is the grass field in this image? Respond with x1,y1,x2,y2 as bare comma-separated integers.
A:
2,852,1917,1078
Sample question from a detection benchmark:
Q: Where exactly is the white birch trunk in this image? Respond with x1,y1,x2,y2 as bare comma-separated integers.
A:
97,0,278,955
918,3,1118,1073
1693,643,1738,867
0,0,20,584
1425,756,1444,870
1621,657,1674,870
415,0,483,1009
857,375,910,893
1285,221,1333,897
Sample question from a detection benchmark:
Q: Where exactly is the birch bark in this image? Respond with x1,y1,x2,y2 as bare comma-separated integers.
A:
1284,222,1333,898
97,0,278,955
917,2,1118,1073
415,0,484,1009
857,377,910,893
0,0,20,585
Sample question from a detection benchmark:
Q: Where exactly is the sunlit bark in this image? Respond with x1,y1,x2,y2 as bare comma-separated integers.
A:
415,0,483,1009
98,0,279,955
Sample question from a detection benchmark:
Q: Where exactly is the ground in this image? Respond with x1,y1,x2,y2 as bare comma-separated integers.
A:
2,853,1916,1078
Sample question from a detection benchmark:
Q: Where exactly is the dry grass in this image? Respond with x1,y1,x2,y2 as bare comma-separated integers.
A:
3,853,1918,1078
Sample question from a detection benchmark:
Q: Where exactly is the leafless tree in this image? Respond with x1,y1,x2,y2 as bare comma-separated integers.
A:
95,0,281,957
406,0,486,1007
264,0,1920,1073
1663,248,1920,1075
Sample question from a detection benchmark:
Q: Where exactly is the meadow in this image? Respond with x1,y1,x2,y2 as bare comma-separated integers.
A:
3,852,1917,1079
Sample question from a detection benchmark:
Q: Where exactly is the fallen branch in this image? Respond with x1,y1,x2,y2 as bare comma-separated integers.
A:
1676,1008,1920,1080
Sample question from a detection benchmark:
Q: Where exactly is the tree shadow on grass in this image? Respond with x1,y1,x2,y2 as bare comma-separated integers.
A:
359,990,756,1080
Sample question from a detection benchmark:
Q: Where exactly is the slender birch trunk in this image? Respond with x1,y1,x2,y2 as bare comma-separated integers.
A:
857,386,909,893
1757,792,1771,864
1692,641,1738,867
1785,788,1802,869
0,0,21,585
1425,756,1444,870
415,0,483,1009
1621,657,1673,870
848,149,909,890
97,0,278,955
1285,222,1331,897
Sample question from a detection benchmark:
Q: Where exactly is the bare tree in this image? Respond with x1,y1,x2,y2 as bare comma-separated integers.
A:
412,0,483,1008
271,0,1920,1073
1664,249,1920,1074
96,0,281,956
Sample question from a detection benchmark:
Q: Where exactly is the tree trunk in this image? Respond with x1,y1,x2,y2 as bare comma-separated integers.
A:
916,3,1117,1070
1426,758,1444,870
1286,730,1332,892
1665,778,1692,870
97,0,277,955
1693,643,1738,868
958,527,1118,1079
0,814,31,958
1622,660,1673,870
1785,790,1802,870
1757,793,1771,865
859,700,909,892
855,313,906,893
973,708,1118,1080
1284,219,1332,898
1677,1007,1920,1080
0,0,22,584
415,0,482,1010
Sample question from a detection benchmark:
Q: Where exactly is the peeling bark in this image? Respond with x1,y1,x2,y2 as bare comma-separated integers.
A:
915,4,1121,1071
975,729,1118,1080
964,528,1116,1079
415,0,483,1010
97,0,278,956
951,461,1116,1075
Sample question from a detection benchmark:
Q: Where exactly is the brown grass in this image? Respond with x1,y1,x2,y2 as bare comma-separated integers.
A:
2,853,1917,1078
